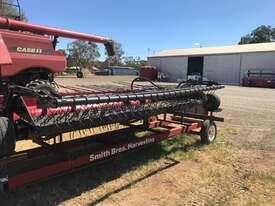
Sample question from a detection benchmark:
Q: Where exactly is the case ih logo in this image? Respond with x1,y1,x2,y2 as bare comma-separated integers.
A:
17,47,42,54
8,46,54,55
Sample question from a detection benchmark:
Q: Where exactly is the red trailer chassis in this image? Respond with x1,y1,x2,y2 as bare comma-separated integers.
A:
0,109,223,192
0,73,224,192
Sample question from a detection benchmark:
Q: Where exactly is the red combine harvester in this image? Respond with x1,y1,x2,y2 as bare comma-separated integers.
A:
0,4,224,192
242,70,275,88
0,17,114,89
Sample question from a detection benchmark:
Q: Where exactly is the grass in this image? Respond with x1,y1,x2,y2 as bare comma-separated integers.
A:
225,126,239,136
0,126,274,206
250,171,275,184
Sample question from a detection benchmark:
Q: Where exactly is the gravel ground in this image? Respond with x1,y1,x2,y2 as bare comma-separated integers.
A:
216,86,275,151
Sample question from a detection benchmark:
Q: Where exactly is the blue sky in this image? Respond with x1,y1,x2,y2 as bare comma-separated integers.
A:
21,0,275,60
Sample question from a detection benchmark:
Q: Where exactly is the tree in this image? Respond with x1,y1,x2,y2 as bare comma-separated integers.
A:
67,40,100,68
123,56,136,65
0,0,27,20
105,42,124,65
239,25,275,44
123,56,147,68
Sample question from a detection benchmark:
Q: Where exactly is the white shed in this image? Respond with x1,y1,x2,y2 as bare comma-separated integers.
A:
148,43,275,84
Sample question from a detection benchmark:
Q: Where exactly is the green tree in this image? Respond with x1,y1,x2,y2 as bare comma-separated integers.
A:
239,25,275,44
123,56,147,68
67,40,100,68
123,56,135,65
105,42,124,65
0,0,27,20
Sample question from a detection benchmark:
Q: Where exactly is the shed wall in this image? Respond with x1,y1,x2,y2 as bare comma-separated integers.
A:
148,51,275,84
160,57,188,82
147,58,161,71
204,54,241,84
240,52,275,82
149,57,188,82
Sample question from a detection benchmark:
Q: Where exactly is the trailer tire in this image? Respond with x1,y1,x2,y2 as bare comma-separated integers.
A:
200,120,217,144
204,94,220,111
26,80,59,96
0,117,16,157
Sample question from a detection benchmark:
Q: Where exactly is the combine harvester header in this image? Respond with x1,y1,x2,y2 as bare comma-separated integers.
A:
0,77,224,191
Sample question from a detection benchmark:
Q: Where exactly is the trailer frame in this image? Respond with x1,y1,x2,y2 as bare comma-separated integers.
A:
0,110,223,193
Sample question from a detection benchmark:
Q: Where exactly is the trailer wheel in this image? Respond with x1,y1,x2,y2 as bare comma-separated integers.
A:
26,80,59,96
0,117,16,157
204,94,220,111
200,120,217,144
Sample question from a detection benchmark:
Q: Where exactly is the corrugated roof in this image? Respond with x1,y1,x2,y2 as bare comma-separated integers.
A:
149,42,275,58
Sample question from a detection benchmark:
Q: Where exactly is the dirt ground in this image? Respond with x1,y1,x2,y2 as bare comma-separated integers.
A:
1,75,274,206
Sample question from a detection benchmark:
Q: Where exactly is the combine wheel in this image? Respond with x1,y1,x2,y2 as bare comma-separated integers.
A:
26,80,59,96
204,94,220,111
0,117,16,158
200,120,217,144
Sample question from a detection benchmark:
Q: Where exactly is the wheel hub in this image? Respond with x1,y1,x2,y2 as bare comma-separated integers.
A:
208,124,216,142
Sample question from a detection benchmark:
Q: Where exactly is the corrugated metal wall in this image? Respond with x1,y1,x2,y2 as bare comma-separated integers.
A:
240,52,275,82
148,57,161,71
149,56,188,82
160,57,188,82
204,54,241,84
148,51,275,84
